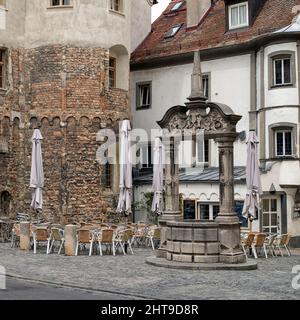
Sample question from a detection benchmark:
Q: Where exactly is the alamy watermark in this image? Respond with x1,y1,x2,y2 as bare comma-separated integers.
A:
96,127,206,172
292,265,300,290
0,265,6,290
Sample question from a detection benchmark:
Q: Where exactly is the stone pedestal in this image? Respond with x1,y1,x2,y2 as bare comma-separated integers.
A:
166,220,220,263
20,222,31,251
216,216,246,264
64,225,77,256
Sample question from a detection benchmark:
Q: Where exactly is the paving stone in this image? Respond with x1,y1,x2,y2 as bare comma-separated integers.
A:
1,244,300,300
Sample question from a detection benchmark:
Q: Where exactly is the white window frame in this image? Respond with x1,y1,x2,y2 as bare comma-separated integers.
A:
136,82,151,110
109,0,124,13
49,0,73,7
262,197,281,234
170,1,183,11
197,202,219,220
139,143,153,169
275,130,293,157
273,57,292,86
228,1,249,30
196,139,209,166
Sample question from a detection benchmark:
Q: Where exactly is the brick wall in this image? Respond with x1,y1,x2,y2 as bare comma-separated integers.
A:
0,45,129,223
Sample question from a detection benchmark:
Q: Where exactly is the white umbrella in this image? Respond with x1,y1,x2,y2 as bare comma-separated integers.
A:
30,129,44,210
242,131,262,226
151,137,164,215
117,120,132,216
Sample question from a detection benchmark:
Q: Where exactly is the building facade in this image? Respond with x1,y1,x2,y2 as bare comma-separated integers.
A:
0,0,154,223
131,0,300,246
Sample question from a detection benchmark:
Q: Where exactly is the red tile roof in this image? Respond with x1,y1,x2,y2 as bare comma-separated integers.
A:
131,0,300,65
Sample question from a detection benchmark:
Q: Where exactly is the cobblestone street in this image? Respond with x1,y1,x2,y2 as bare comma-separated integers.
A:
0,244,300,300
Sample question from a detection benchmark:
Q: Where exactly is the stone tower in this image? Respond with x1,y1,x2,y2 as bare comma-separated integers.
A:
0,0,154,222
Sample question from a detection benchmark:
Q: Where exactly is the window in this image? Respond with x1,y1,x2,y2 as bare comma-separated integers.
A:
269,123,297,159
275,130,292,157
262,198,280,234
140,143,153,168
109,57,116,88
183,200,196,220
273,57,291,86
164,24,182,39
202,74,209,99
0,0,6,8
0,50,5,89
136,82,151,110
269,51,296,89
50,0,71,6
229,2,249,30
101,162,112,188
196,139,209,164
170,1,184,11
198,203,219,220
110,0,123,12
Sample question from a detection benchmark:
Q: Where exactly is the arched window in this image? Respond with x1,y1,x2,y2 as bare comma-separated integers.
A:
0,191,11,216
108,45,129,90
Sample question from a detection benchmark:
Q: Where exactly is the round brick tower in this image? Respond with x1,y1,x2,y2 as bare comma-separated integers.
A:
0,0,153,221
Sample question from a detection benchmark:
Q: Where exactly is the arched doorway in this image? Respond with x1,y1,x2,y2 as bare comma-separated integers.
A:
0,191,11,217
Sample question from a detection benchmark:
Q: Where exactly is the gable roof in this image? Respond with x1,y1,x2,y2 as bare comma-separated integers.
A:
131,0,300,67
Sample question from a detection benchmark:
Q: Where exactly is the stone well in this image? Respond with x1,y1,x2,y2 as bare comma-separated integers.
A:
166,220,220,264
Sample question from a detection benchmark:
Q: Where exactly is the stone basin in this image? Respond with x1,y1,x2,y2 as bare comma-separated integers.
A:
166,220,220,263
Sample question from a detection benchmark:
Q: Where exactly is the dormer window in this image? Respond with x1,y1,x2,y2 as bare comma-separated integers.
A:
164,24,182,39
229,2,249,30
170,1,184,12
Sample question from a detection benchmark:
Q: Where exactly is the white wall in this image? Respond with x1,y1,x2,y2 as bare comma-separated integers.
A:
0,0,152,53
265,107,299,158
24,0,131,50
130,54,251,167
0,0,25,47
130,0,152,52
264,42,299,107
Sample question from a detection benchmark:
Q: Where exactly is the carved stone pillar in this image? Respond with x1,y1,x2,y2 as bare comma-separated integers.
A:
157,139,182,258
215,137,246,264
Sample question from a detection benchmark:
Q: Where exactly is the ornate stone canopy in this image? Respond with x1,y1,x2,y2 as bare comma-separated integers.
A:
156,51,246,265
157,101,241,139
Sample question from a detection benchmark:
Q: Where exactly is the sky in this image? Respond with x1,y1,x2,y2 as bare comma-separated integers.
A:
152,0,172,22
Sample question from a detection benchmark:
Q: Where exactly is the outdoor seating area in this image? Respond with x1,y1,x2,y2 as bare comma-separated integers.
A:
6,218,161,256
241,232,292,259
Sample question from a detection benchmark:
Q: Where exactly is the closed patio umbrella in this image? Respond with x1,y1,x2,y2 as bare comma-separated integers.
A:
30,129,44,210
242,131,262,229
151,137,164,215
117,120,132,216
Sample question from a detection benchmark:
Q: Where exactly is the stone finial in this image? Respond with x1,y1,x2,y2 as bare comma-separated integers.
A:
188,51,207,102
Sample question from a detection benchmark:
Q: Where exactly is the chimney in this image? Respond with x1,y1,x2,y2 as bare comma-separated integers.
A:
186,0,211,29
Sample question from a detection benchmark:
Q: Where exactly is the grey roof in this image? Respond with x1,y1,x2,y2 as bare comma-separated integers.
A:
275,14,300,33
133,166,246,185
